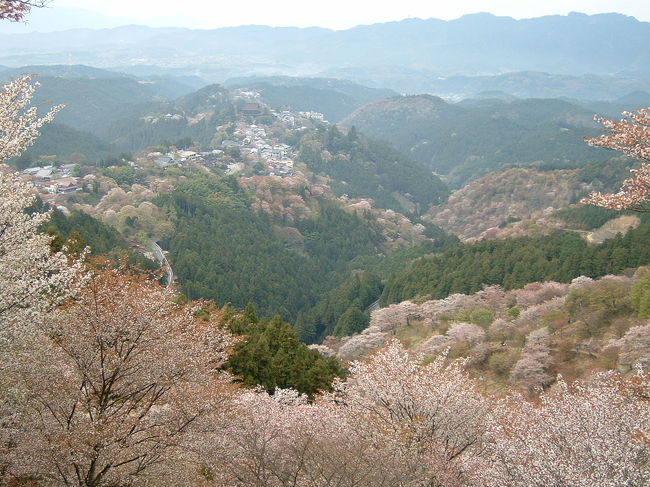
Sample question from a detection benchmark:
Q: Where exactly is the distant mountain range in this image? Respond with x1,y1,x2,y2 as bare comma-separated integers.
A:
1,13,650,96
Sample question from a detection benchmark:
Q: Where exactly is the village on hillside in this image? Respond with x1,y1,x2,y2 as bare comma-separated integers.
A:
17,92,328,209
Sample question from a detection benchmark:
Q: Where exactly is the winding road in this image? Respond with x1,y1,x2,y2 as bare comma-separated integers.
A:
149,240,174,286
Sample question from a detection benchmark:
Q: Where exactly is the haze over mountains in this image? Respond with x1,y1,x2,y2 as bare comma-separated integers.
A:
1,12,649,98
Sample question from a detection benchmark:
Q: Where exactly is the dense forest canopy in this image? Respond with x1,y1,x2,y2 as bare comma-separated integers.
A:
381,223,650,305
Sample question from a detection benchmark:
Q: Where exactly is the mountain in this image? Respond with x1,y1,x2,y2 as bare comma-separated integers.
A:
0,65,201,137
27,76,167,134
18,123,117,164
102,83,237,152
0,64,130,79
343,95,609,187
1,13,650,95
425,168,593,240
224,76,397,121
576,91,650,117
0,64,201,97
372,71,650,101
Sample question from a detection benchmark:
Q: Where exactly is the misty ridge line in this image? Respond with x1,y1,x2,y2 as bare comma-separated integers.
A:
0,11,648,82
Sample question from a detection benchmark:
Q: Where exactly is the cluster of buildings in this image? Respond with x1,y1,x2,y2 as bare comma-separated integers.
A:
141,113,185,124
233,123,295,177
20,93,326,193
21,164,81,195
148,149,224,169
273,109,326,128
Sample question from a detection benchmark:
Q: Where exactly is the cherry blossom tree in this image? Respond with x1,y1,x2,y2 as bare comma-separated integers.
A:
0,75,62,162
0,12,86,479
510,327,553,394
0,0,50,22
203,341,493,487
205,388,383,487
332,341,494,487
0,75,76,329
0,169,82,328
480,371,650,487
6,268,235,487
615,323,650,370
446,322,486,345
581,108,650,212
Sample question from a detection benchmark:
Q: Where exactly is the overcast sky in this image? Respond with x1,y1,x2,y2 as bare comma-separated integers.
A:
50,0,650,30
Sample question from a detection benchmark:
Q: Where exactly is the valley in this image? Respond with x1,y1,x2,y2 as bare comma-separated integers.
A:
1,6,649,484
12,64,649,353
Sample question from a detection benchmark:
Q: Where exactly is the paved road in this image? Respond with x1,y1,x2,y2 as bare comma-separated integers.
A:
150,240,174,286
366,299,380,313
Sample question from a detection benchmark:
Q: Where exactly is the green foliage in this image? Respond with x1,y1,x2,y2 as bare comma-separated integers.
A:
333,306,370,336
159,173,403,327
468,308,495,328
381,226,650,305
298,125,449,214
160,175,321,320
348,236,459,279
554,205,622,230
10,123,116,165
577,157,641,194
507,306,521,320
298,272,383,342
296,202,383,273
44,208,157,270
47,208,125,255
566,280,632,326
631,268,650,319
102,165,136,186
488,349,520,377
226,311,343,396
290,236,458,343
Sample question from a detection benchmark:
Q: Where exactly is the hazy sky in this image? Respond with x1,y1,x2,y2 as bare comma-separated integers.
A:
53,0,650,29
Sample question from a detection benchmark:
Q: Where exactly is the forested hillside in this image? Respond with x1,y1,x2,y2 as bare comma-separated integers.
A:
2,3,650,485
19,123,117,164
225,76,397,121
298,124,449,213
381,223,650,305
343,95,610,186
159,175,322,319
103,84,238,152
426,167,593,239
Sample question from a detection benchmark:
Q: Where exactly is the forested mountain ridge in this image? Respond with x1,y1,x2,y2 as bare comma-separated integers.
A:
224,76,397,122
296,124,449,214
103,84,238,152
380,223,650,306
425,167,594,240
343,95,610,187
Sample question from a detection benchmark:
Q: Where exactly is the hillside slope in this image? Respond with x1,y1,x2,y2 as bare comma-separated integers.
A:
343,96,607,187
